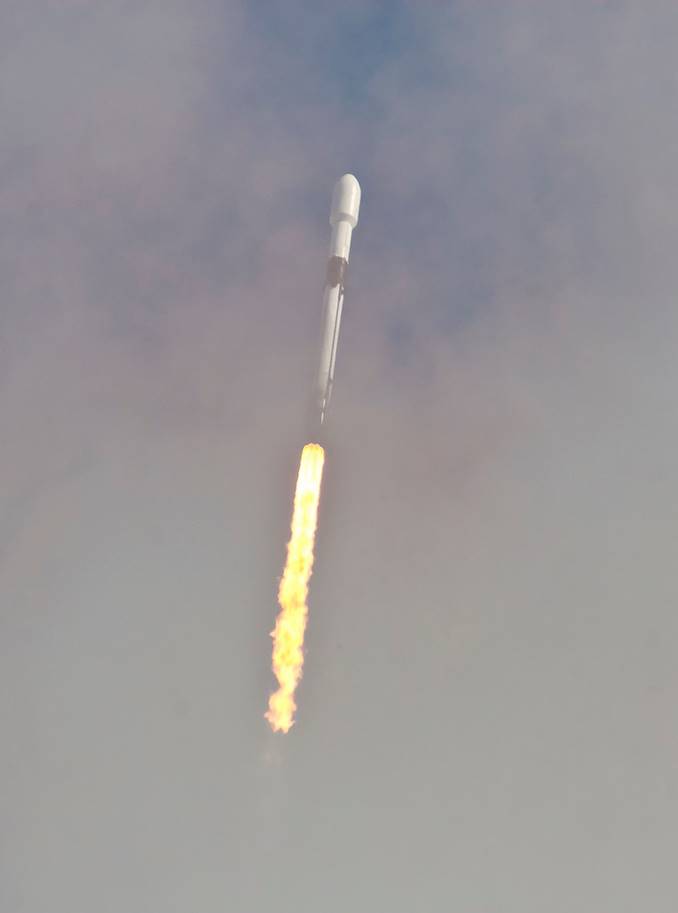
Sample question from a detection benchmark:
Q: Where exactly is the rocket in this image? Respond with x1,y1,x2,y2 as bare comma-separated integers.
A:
313,173,361,431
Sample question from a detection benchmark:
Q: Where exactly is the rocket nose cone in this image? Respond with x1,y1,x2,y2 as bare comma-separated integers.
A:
330,173,361,228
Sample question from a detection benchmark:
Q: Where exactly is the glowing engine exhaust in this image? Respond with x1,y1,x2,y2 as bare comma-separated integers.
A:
265,443,325,733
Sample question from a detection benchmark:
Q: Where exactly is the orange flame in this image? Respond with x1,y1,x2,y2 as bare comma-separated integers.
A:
265,443,325,733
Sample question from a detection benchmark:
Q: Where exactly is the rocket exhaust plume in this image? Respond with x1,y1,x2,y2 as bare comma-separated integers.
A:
266,443,325,733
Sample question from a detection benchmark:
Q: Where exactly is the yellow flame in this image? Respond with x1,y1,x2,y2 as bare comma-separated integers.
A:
265,443,325,733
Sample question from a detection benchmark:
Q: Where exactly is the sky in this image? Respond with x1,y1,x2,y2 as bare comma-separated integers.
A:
2,2,678,910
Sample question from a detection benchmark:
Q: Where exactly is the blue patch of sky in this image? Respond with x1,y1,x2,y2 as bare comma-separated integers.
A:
244,2,414,110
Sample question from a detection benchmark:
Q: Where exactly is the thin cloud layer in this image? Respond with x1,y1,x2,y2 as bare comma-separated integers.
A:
2,3,677,911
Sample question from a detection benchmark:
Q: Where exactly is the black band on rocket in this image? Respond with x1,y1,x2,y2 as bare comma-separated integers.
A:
326,256,347,288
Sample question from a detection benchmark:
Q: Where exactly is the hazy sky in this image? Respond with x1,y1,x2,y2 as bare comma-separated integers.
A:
2,3,677,911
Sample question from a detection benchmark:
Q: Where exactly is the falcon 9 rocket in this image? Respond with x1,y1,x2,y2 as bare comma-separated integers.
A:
313,174,361,430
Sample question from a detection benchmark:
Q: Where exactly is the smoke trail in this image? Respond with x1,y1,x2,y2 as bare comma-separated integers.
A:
265,443,325,733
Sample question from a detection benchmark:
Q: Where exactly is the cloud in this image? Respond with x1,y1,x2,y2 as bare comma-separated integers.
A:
2,3,677,911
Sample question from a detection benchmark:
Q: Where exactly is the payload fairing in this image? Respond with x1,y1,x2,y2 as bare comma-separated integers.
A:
314,174,361,429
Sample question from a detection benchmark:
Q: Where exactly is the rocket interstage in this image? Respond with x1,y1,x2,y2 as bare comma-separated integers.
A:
265,175,361,733
315,173,361,428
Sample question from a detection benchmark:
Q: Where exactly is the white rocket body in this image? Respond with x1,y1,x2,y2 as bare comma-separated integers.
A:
315,174,361,426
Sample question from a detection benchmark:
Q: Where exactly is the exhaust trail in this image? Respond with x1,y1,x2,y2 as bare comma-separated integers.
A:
265,443,325,733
